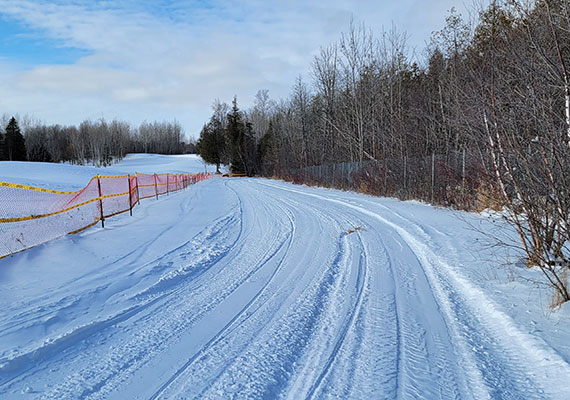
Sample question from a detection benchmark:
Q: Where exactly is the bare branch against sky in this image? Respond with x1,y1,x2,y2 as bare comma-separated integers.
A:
0,0,479,138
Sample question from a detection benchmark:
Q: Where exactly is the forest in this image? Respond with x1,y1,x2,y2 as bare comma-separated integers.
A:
197,0,570,304
0,115,191,166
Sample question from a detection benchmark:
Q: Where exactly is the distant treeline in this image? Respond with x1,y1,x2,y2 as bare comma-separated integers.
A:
0,114,195,166
197,0,570,305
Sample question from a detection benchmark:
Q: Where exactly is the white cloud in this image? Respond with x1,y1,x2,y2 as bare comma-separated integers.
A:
0,0,479,138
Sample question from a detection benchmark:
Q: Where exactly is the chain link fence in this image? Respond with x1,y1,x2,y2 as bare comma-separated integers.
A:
286,151,493,210
0,172,211,259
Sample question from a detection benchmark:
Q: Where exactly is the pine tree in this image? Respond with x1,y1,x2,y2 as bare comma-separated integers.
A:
3,117,27,161
226,97,246,174
197,116,226,174
242,121,259,176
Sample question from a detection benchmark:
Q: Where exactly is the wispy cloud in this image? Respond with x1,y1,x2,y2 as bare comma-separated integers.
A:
0,0,476,137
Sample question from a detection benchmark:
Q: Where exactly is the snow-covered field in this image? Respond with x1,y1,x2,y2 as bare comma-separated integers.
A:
1,154,569,399
0,153,213,191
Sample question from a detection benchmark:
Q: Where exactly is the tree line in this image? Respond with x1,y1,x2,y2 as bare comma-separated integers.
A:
198,0,570,305
0,114,194,166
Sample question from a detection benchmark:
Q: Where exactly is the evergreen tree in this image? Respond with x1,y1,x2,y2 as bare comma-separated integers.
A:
197,116,226,174
226,97,246,174
242,121,259,176
3,117,27,161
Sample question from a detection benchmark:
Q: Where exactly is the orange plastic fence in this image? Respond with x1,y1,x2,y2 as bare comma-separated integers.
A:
0,172,211,259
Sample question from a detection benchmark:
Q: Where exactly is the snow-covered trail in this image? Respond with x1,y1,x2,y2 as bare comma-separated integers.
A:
1,177,569,399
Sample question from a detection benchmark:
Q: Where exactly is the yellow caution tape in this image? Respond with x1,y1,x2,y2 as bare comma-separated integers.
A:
0,181,80,195
136,172,197,177
0,191,128,223
1,175,128,194
1,172,199,224
0,171,208,259
69,219,101,235
99,175,130,179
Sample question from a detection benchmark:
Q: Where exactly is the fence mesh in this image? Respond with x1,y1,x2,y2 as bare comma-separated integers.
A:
0,172,211,259
286,151,493,210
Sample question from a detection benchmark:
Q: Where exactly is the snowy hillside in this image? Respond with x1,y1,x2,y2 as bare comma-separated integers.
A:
0,155,569,399
0,154,213,190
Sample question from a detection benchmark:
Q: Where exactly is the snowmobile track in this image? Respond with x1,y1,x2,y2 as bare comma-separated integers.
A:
2,176,570,399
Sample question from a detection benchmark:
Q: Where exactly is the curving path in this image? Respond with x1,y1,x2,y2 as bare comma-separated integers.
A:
1,178,569,399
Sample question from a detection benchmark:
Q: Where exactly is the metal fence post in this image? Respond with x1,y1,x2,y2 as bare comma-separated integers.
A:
128,174,133,216
332,163,336,187
135,173,140,205
462,148,466,208
431,152,435,204
97,175,104,228
403,155,407,199
154,173,158,199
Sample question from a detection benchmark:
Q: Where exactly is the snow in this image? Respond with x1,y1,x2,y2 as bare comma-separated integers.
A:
0,154,212,190
1,154,569,399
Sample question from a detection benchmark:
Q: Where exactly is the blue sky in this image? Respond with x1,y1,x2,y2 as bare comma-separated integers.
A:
0,17,88,65
0,0,478,139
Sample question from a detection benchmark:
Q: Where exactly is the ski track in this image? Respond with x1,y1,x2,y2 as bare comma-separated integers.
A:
0,197,243,394
256,180,570,399
148,194,297,399
1,178,569,399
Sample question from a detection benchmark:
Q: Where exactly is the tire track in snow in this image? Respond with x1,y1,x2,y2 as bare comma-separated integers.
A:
376,231,457,400
340,194,569,398
0,203,243,396
259,194,368,399
199,234,351,400
277,188,438,400
260,181,570,399
148,198,297,400
41,183,300,399
181,185,359,399
150,185,345,398
304,233,367,399
244,183,396,399
255,182,490,398
1,182,255,398
0,185,235,357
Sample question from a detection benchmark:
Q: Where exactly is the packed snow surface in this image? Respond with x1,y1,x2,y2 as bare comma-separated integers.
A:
0,155,569,399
